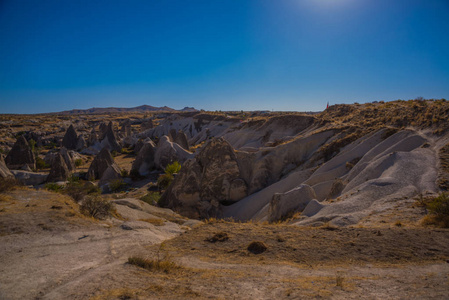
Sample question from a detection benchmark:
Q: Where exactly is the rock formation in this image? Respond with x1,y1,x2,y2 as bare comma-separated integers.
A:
100,122,121,152
88,129,99,146
121,119,132,137
5,136,36,170
131,140,156,176
87,148,115,180
76,135,86,151
140,119,154,131
98,122,108,140
62,125,78,150
0,155,13,179
268,184,317,222
154,136,192,170
47,153,70,182
60,147,76,171
159,138,247,218
98,163,122,188
174,130,189,150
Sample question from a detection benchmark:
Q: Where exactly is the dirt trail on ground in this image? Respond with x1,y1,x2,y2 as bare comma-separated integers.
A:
1,190,449,299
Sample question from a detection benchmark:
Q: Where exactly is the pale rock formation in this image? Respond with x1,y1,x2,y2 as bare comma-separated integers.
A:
268,184,316,222
0,155,13,179
159,138,247,218
154,136,193,170
98,163,122,188
131,140,156,176
87,148,114,180
11,170,47,185
100,122,121,152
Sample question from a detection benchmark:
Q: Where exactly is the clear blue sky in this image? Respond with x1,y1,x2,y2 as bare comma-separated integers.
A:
1,0,448,114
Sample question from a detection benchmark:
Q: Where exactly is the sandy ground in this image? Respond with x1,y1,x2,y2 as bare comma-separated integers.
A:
1,189,448,299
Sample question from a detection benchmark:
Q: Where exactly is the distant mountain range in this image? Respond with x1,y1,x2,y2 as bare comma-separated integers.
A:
54,105,198,114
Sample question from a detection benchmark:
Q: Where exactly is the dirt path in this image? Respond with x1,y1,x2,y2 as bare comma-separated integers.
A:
1,190,448,299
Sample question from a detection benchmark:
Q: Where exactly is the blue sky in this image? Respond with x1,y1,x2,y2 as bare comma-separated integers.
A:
0,0,448,113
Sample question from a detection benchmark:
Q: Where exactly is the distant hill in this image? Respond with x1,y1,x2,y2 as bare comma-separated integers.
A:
54,105,198,115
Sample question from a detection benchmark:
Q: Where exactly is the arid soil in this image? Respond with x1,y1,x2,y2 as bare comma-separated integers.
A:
1,189,448,299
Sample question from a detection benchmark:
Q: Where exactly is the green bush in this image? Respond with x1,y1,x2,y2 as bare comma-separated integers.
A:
36,157,49,169
74,159,83,167
423,192,449,228
109,179,126,192
140,191,161,205
427,192,449,216
45,182,64,192
80,195,113,219
157,174,173,190
64,180,101,202
164,161,181,175
121,169,129,177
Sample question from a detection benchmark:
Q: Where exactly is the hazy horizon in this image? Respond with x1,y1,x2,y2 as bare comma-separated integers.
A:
1,0,449,114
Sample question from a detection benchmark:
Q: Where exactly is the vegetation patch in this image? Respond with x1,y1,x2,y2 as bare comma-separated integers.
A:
422,192,449,228
80,195,114,219
140,191,161,205
247,241,267,254
128,255,181,273
0,177,21,193
45,182,64,192
206,232,229,243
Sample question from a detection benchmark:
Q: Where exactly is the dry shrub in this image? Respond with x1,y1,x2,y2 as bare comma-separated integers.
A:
64,179,101,202
422,192,449,228
206,232,229,243
80,195,113,219
247,241,267,254
128,255,181,273
0,177,21,193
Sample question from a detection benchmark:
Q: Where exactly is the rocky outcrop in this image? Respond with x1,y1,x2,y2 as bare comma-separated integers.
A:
131,140,156,176
88,129,99,146
100,122,121,152
121,120,132,137
87,148,114,180
62,125,78,150
0,155,13,179
98,122,108,140
140,119,154,131
5,136,35,170
76,135,86,151
268,184,317,222
159,138,247,218
174,130,189,150
98,163,122,188
11,170,47,185
154,136,192,169
47,153,70,182
60,147,76,171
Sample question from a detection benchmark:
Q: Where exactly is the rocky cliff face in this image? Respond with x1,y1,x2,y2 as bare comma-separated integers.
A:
159,138,247,218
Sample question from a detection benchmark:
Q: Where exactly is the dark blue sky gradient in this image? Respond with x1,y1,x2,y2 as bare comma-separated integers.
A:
1,0,448,113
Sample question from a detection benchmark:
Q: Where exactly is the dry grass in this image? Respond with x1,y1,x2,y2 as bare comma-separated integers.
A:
127,255,182,273
138,218,165,226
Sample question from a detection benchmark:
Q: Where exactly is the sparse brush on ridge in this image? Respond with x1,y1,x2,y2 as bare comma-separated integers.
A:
422,192,449,228
157,161,181,190
164,161,181,175
80,195,113,219
140,191,161,205
64,176,101,202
